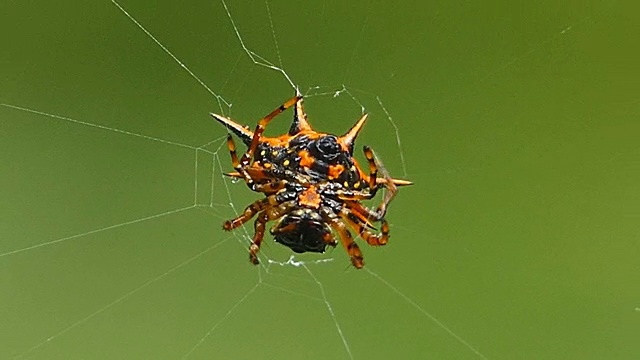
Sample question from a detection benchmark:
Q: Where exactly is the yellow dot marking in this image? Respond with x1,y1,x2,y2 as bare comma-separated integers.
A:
263,162,272,169
260,150,266,156
283,159,290,166
354,182,360,189
344,181,349,188
272,150,278,156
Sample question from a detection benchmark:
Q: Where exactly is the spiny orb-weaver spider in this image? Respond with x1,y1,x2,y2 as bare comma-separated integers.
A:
211,95,411,268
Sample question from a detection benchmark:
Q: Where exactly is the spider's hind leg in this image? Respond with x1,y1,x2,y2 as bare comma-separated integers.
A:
320,207,364,268
248,202,296,265
249,212,269,265
340,207,389,246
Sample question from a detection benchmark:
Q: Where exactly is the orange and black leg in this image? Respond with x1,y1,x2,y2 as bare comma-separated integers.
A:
248,203,295,264
224,134,288,193
320,207,364,268
222,193,282,231
339,206,389,246
360,146,413,218
241,95,301,166
225,134,253,184
363,146,378,190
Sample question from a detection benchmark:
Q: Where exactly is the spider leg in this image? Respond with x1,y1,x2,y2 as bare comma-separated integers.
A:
225,167,276,183
224,136,288,194
249,202,295,265
226,134,241,169
363,146,378,190
336,146,402,206
241,95,301,166
321,230,338,247
242,169,290,195
222,194,280,230
225,134,254,184
336,191,374,201
349,201,387,222
359,147,401,219
249,212,268,265
339,206,389,246
335,178,412,202
269,220,297,234
251,180,287,194
320,207,364,268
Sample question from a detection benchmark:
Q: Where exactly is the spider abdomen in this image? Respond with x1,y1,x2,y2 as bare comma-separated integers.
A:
271,209,334,253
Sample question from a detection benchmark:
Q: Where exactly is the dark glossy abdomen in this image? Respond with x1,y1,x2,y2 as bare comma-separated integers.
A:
273,210,330,253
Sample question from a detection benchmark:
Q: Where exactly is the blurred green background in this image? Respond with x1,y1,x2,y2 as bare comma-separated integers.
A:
1,1,638,359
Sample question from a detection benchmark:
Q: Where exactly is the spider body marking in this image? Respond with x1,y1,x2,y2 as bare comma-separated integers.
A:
211,95,411,268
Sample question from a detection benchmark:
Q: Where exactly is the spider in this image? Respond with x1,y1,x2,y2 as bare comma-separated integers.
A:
211,95,411,268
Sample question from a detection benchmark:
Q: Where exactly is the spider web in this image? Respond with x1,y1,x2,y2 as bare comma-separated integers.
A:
2,1,636,359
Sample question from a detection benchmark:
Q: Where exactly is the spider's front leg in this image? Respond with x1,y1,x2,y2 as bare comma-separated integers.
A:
363,146,378,190
241,95,301,166
225,135,288,193
225,134,253,185
360,145,413,219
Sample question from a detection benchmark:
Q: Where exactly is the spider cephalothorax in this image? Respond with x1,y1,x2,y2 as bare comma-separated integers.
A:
211,95,411,268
